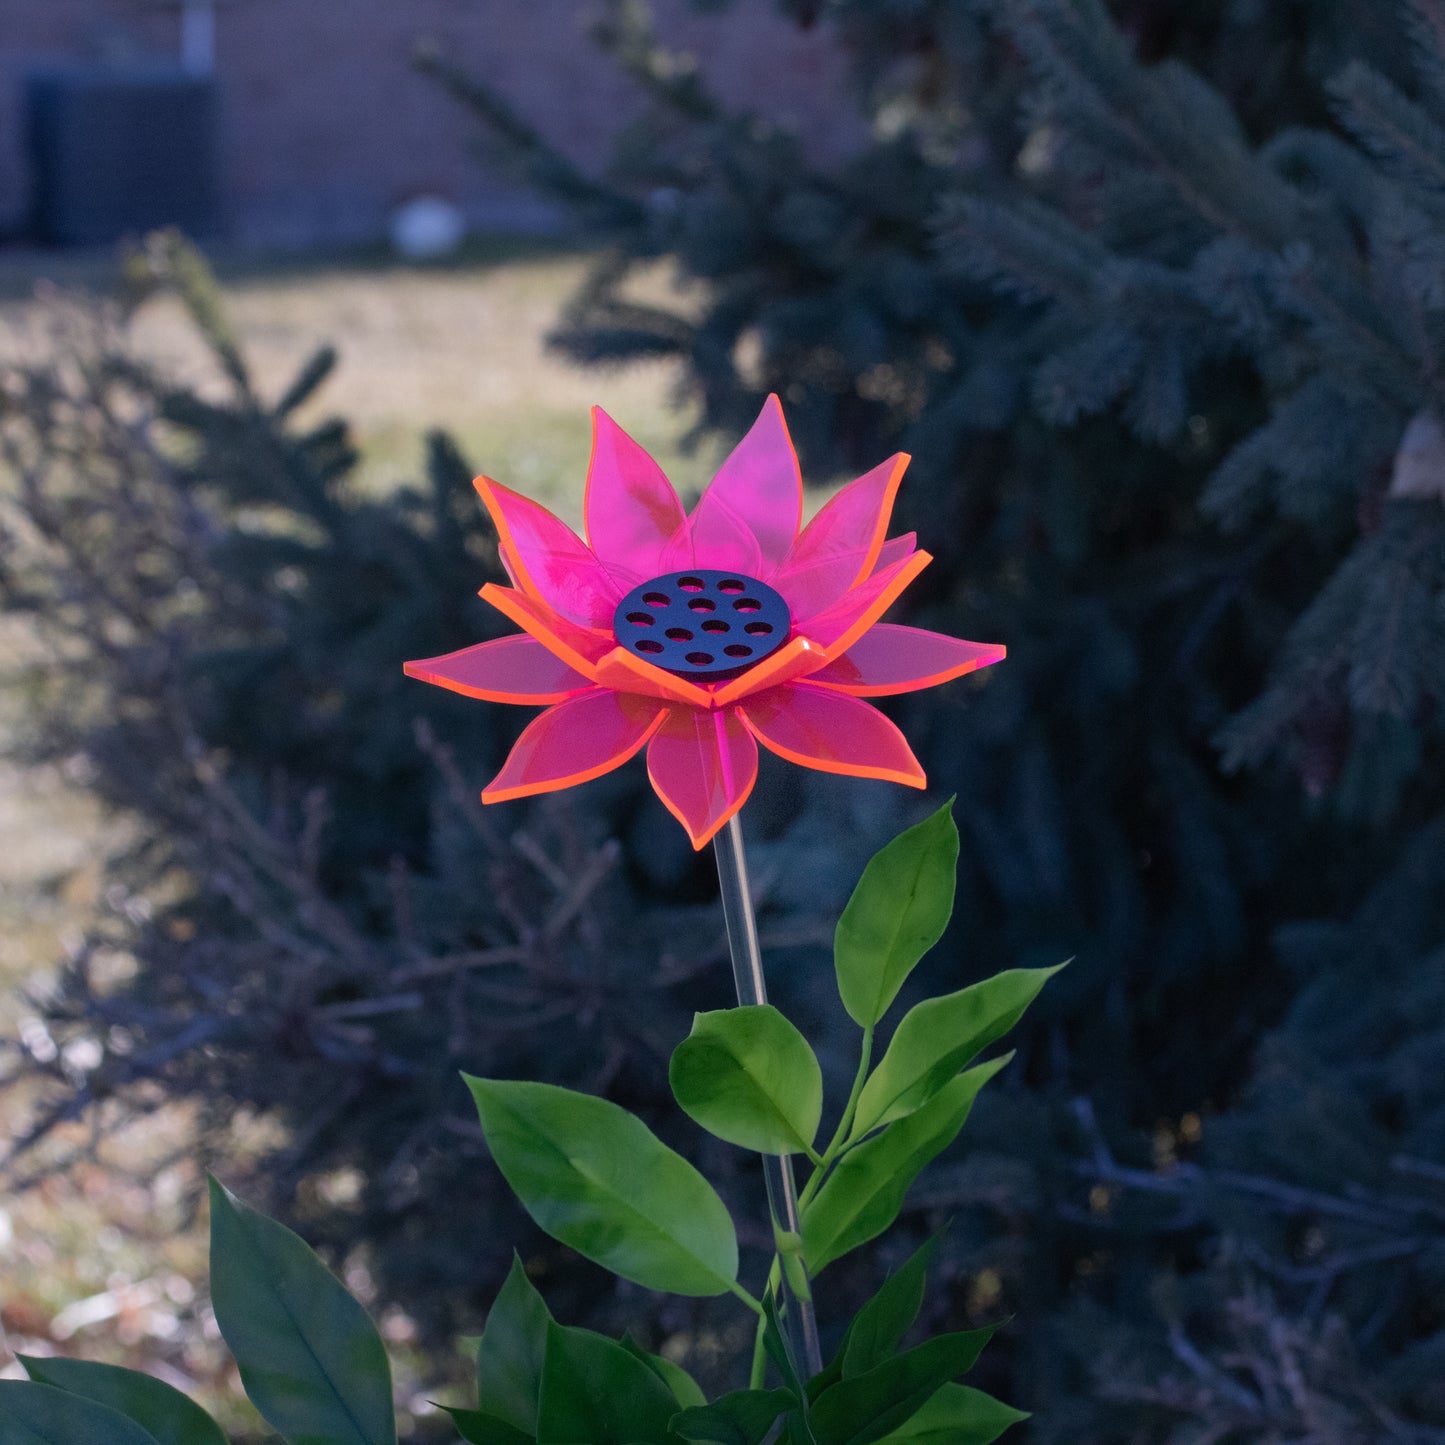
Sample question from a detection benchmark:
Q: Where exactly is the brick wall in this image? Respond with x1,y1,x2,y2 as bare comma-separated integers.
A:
0,0,858,246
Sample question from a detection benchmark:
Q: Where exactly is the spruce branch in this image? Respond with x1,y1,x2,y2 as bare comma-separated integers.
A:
1329,60,1445,207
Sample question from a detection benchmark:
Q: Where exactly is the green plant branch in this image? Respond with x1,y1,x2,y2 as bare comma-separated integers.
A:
799,1025,875,1211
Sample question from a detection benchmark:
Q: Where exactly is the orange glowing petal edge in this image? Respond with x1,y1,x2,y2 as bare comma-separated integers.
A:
482,699,668,803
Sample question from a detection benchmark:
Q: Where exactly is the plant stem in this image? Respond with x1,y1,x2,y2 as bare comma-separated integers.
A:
713,814,824,1380
799,1025,873,1211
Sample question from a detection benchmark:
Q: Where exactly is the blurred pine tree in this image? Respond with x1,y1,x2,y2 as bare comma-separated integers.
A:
415,1,1445,1436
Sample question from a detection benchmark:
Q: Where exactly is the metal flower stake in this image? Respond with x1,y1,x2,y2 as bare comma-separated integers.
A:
405,397,1006,1377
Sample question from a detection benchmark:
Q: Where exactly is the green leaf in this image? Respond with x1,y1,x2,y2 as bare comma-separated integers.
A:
875,1384,1028,1444
0,1381,162,1445
841,1234,940,1379
17,1357,226,1445
808,1329,994,1445
476,1255,551,1433
465,1076,739,1297
803,1062,1007,1273
441,1404,536,1445
207,1175,397,1445
670,1006,824,1156
853,966,1060,1136
834,804,958,1027
670,1388,799,1444
619,1333,707,1408
535,1320,678,1445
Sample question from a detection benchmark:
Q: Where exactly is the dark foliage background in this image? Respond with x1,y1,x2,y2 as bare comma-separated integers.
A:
5,0,1445,1440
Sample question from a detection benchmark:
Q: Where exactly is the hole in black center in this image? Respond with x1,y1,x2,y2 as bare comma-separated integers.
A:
678,575,705,592
744,621,773,636
734,598,761,613
626,611,653,627
685,651,713,665
665,627,693,641
688,598,716,613
701,619,729,634
637,639,663,654
643,591,669,607
724,644,753,658
718,579,745,594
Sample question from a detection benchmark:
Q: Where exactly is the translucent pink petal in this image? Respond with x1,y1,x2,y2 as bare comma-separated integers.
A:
806,624,1006,696
871,534,916,575
646,706,759,849
769,454,908,611
738,683,925,787
795,549,932,655
482,691,666,803
660,395,799,573
404,635,594,704
706,395,804,565
583,408,687,580
659,497,763,576
475,478,621,627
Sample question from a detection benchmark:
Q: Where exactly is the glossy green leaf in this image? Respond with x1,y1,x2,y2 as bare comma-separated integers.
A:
17,1356,226,1445
465,1076,739,1297
535,1320,677,1445
808,1328,994,1445
670,1388,799,1444
476,1255,551,1433
619,1333,707,1409
803,1061,1006,1273
207,1175,397,1445
842,1234,939,1379
0,1381,161,1445
670,1006,824,1155
876,1384,1027,1444
853,966,1060,1136
441,1404,536,1445
834,804,958,1027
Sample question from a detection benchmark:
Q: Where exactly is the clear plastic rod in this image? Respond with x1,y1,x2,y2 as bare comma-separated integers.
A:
713,813,824,1380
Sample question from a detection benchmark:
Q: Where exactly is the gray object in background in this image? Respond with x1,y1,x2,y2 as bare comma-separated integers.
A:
25,66,220,246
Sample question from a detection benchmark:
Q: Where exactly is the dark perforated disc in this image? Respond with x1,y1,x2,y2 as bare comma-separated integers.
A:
612,570,791,681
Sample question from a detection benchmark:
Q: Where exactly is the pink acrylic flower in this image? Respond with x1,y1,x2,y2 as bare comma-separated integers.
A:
404,396,1004,848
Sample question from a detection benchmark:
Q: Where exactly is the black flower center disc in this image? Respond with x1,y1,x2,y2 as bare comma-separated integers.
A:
613,570,791,681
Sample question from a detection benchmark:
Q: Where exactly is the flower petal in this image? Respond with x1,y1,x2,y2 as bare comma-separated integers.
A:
474,477,621,627
482,690,667,803
404,635,595,704
647,706,759,849
770,454,908,613
806,624,1006,696
659,496,763,577
738,683,925,787
593,646,717,708
710,635,829,707
660,395,800,574
481,583,614,678
584,407,687,580
797,549,932,658
706,395,805,566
